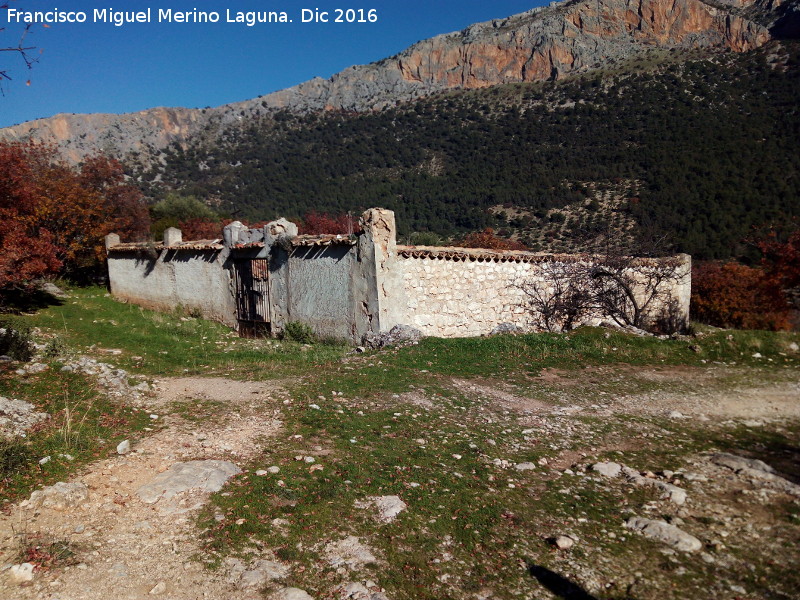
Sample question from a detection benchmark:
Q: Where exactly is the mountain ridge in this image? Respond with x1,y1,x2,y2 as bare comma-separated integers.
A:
0,0,788,162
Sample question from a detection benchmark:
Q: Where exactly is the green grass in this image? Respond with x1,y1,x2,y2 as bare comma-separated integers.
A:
2,285,799,598
27,286,349,379
0,365,152,503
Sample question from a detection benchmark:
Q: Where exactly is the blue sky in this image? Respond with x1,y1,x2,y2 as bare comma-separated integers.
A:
0,1,545,128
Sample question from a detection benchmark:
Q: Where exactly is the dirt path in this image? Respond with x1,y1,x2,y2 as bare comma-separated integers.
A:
0,377,288,600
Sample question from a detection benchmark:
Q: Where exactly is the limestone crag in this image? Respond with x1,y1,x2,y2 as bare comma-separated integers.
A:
0,0,780,162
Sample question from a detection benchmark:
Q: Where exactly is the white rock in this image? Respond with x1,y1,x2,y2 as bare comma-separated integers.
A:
149,581,167,595
553,535,574,550
38,456,51,465
238,560,289,588
515,462,536,471
625,517,702,552
28,481,89,511
9,563,35,583
270,587,315,600
116,440,131,455
355,495,407,523
136,460,241,504
268,466,281,474
591,461,622,478
255,470,268,476
324,536,377,569
789,342,799,352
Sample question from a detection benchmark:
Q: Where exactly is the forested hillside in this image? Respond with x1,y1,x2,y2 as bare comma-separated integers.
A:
138,42,800,260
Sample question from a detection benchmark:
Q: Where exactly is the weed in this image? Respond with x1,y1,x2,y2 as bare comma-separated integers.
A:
15,533,79,571
0,318,35,362
283,321,315,344
0,438,33,478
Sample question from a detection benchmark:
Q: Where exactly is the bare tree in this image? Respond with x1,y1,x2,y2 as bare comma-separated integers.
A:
519,222,689,334
1,4,37,86
517,260,592,332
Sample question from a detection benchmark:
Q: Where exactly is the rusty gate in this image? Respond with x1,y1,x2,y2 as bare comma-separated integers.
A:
233,258,271,336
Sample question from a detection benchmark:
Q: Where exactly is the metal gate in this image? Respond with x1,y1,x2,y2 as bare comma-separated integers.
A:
233,258,271,336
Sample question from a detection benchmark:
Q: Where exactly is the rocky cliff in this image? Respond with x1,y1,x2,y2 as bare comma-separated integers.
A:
0,0,785,162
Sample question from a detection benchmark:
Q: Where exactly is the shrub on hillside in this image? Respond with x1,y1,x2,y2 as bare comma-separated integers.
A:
691,262,792,330
455,228,528,251
0,319,35,362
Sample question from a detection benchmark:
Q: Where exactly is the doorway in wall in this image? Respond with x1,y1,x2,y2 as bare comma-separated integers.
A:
233,258,271,337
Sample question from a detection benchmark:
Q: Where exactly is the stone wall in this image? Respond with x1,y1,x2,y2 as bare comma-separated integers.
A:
106,209,692,342
389,249,692,338
394,254,536,337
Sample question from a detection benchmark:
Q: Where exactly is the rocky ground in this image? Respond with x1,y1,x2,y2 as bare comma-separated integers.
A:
1,356,798,599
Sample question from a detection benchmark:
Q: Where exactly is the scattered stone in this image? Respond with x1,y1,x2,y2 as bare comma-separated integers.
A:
324,536,377,569
625,517,702,552
668,410,686,419
0,396,50,437
255,470,269,476
362,325,423,350
489,323,523,335
116,440,131,455
553,535,575,550
752,352,763,359
711,452,800,496
38,456,51,465
591,461,622,478
149,581,167,595
355,495,407,523
336,580,390,600
620,466,687,505
789,342,799,352
515,462,536,471
74,524,85,534
238,560,289,589
9,563,35,583
136,460,242,504
268,466,281,474
270,588,315,600
28,481,89,511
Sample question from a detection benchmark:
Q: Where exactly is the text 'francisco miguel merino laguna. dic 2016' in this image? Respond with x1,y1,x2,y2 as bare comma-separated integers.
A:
4,7,380,26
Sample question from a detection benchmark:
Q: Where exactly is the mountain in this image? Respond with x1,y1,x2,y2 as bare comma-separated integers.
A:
0,0,790,163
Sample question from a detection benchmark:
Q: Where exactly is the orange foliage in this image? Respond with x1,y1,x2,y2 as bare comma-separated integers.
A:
755,221,800,305
455,228,528,251
298,211,360,235
0,141,150,288
177,218,226,240
691,261,792,331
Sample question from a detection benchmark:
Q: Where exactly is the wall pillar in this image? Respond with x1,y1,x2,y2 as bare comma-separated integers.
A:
163,227,182,247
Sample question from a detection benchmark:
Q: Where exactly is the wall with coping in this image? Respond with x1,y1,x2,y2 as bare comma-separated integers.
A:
388,252,691,337
106,249,237,326
106,209,692,342
285,245,357,340
392,255,536,337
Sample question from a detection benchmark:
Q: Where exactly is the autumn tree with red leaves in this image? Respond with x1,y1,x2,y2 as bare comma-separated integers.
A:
0,141,150,293
691,261,792,331
298,211,360,235
455,228,528,251
755,220,800,310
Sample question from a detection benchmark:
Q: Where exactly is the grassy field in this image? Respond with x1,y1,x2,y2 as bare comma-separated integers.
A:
2,285,799,599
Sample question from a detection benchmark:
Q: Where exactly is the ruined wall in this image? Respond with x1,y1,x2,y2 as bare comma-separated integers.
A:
106,249,237,326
